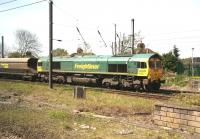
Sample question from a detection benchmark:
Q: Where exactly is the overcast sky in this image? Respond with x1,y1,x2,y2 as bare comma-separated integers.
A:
0,0,200,58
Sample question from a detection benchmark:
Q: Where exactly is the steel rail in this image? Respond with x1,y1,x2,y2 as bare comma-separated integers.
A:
0,78,176,100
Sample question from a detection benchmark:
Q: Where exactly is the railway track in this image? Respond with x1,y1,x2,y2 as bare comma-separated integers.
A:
0,77,199,100
161,89,200,94
89,87,174,100
0,78,178,100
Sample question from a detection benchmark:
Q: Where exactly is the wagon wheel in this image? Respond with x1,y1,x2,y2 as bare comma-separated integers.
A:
40,77,44,82
31,76,36,82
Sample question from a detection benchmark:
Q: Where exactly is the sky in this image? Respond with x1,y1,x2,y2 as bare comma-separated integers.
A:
0,0,200,58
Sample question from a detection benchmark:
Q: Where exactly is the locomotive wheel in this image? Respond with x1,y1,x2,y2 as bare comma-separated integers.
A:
118,83,124,90
103,82,110,88
39,77,45,82
31,77,36,82
57,78,63,84
145,82,160,91
145,84,152,92
44,77,48,83
152,83,161,91
134,84,143,92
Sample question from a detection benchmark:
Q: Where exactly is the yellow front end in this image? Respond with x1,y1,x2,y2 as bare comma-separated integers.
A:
149,68,163,81
148,58,163,81
137,68,149,76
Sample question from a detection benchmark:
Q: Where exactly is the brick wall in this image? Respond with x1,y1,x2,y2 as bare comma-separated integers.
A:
191,80,200,91
153,104,200,133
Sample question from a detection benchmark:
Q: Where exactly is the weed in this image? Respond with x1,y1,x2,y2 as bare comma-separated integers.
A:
171,93,200,106
164,75,189,87
48,109,70,120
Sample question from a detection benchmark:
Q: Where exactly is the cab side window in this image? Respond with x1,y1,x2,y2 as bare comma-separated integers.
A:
137,62,140,68
38,62,42,66
136,62,147,69
141,62,147,68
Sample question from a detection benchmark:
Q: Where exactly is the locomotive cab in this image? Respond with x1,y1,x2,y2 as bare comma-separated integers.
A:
147,54,163,90
149,58,162,80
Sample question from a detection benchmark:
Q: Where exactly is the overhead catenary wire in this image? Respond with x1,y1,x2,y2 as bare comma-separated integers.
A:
0,0,47,13
52,3,105,29
0,0,17,6
51,2,113,34
52,2,79,22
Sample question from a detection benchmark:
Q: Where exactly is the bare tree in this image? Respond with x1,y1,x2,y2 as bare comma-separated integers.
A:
112,31,144,55
15,29,41,57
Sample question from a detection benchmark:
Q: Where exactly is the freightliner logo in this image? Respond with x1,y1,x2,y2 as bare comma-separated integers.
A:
74,64,99,70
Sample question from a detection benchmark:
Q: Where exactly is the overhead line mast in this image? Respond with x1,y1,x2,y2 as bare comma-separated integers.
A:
49,0,53,89
132,19,134,54
1,36,4,58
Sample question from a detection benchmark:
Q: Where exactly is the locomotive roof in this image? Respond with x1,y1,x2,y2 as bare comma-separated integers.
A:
132,53,159,58
38,53,160,62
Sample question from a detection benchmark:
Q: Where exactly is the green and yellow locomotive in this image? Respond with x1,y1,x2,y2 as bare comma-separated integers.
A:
37,53,163,91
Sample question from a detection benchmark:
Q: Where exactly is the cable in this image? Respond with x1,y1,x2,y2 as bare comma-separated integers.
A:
0,0,47,13
0,0,17,6
52,2,109,29
52,2,79,22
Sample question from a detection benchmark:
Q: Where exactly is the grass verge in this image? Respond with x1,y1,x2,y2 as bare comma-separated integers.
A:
0,80,185,139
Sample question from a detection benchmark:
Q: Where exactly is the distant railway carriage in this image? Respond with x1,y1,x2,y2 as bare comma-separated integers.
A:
0,58,38,80
37,53,163,90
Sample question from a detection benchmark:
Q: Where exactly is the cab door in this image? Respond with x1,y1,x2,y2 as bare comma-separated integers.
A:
136,61,148,76
127,58,137,74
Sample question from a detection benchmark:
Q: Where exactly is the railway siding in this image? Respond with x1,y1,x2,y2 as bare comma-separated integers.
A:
153,104,200,134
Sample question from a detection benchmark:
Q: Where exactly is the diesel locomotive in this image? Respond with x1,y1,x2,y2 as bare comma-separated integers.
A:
0,53,163,91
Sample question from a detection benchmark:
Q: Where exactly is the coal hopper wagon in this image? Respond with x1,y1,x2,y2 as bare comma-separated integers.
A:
0,58,38,80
